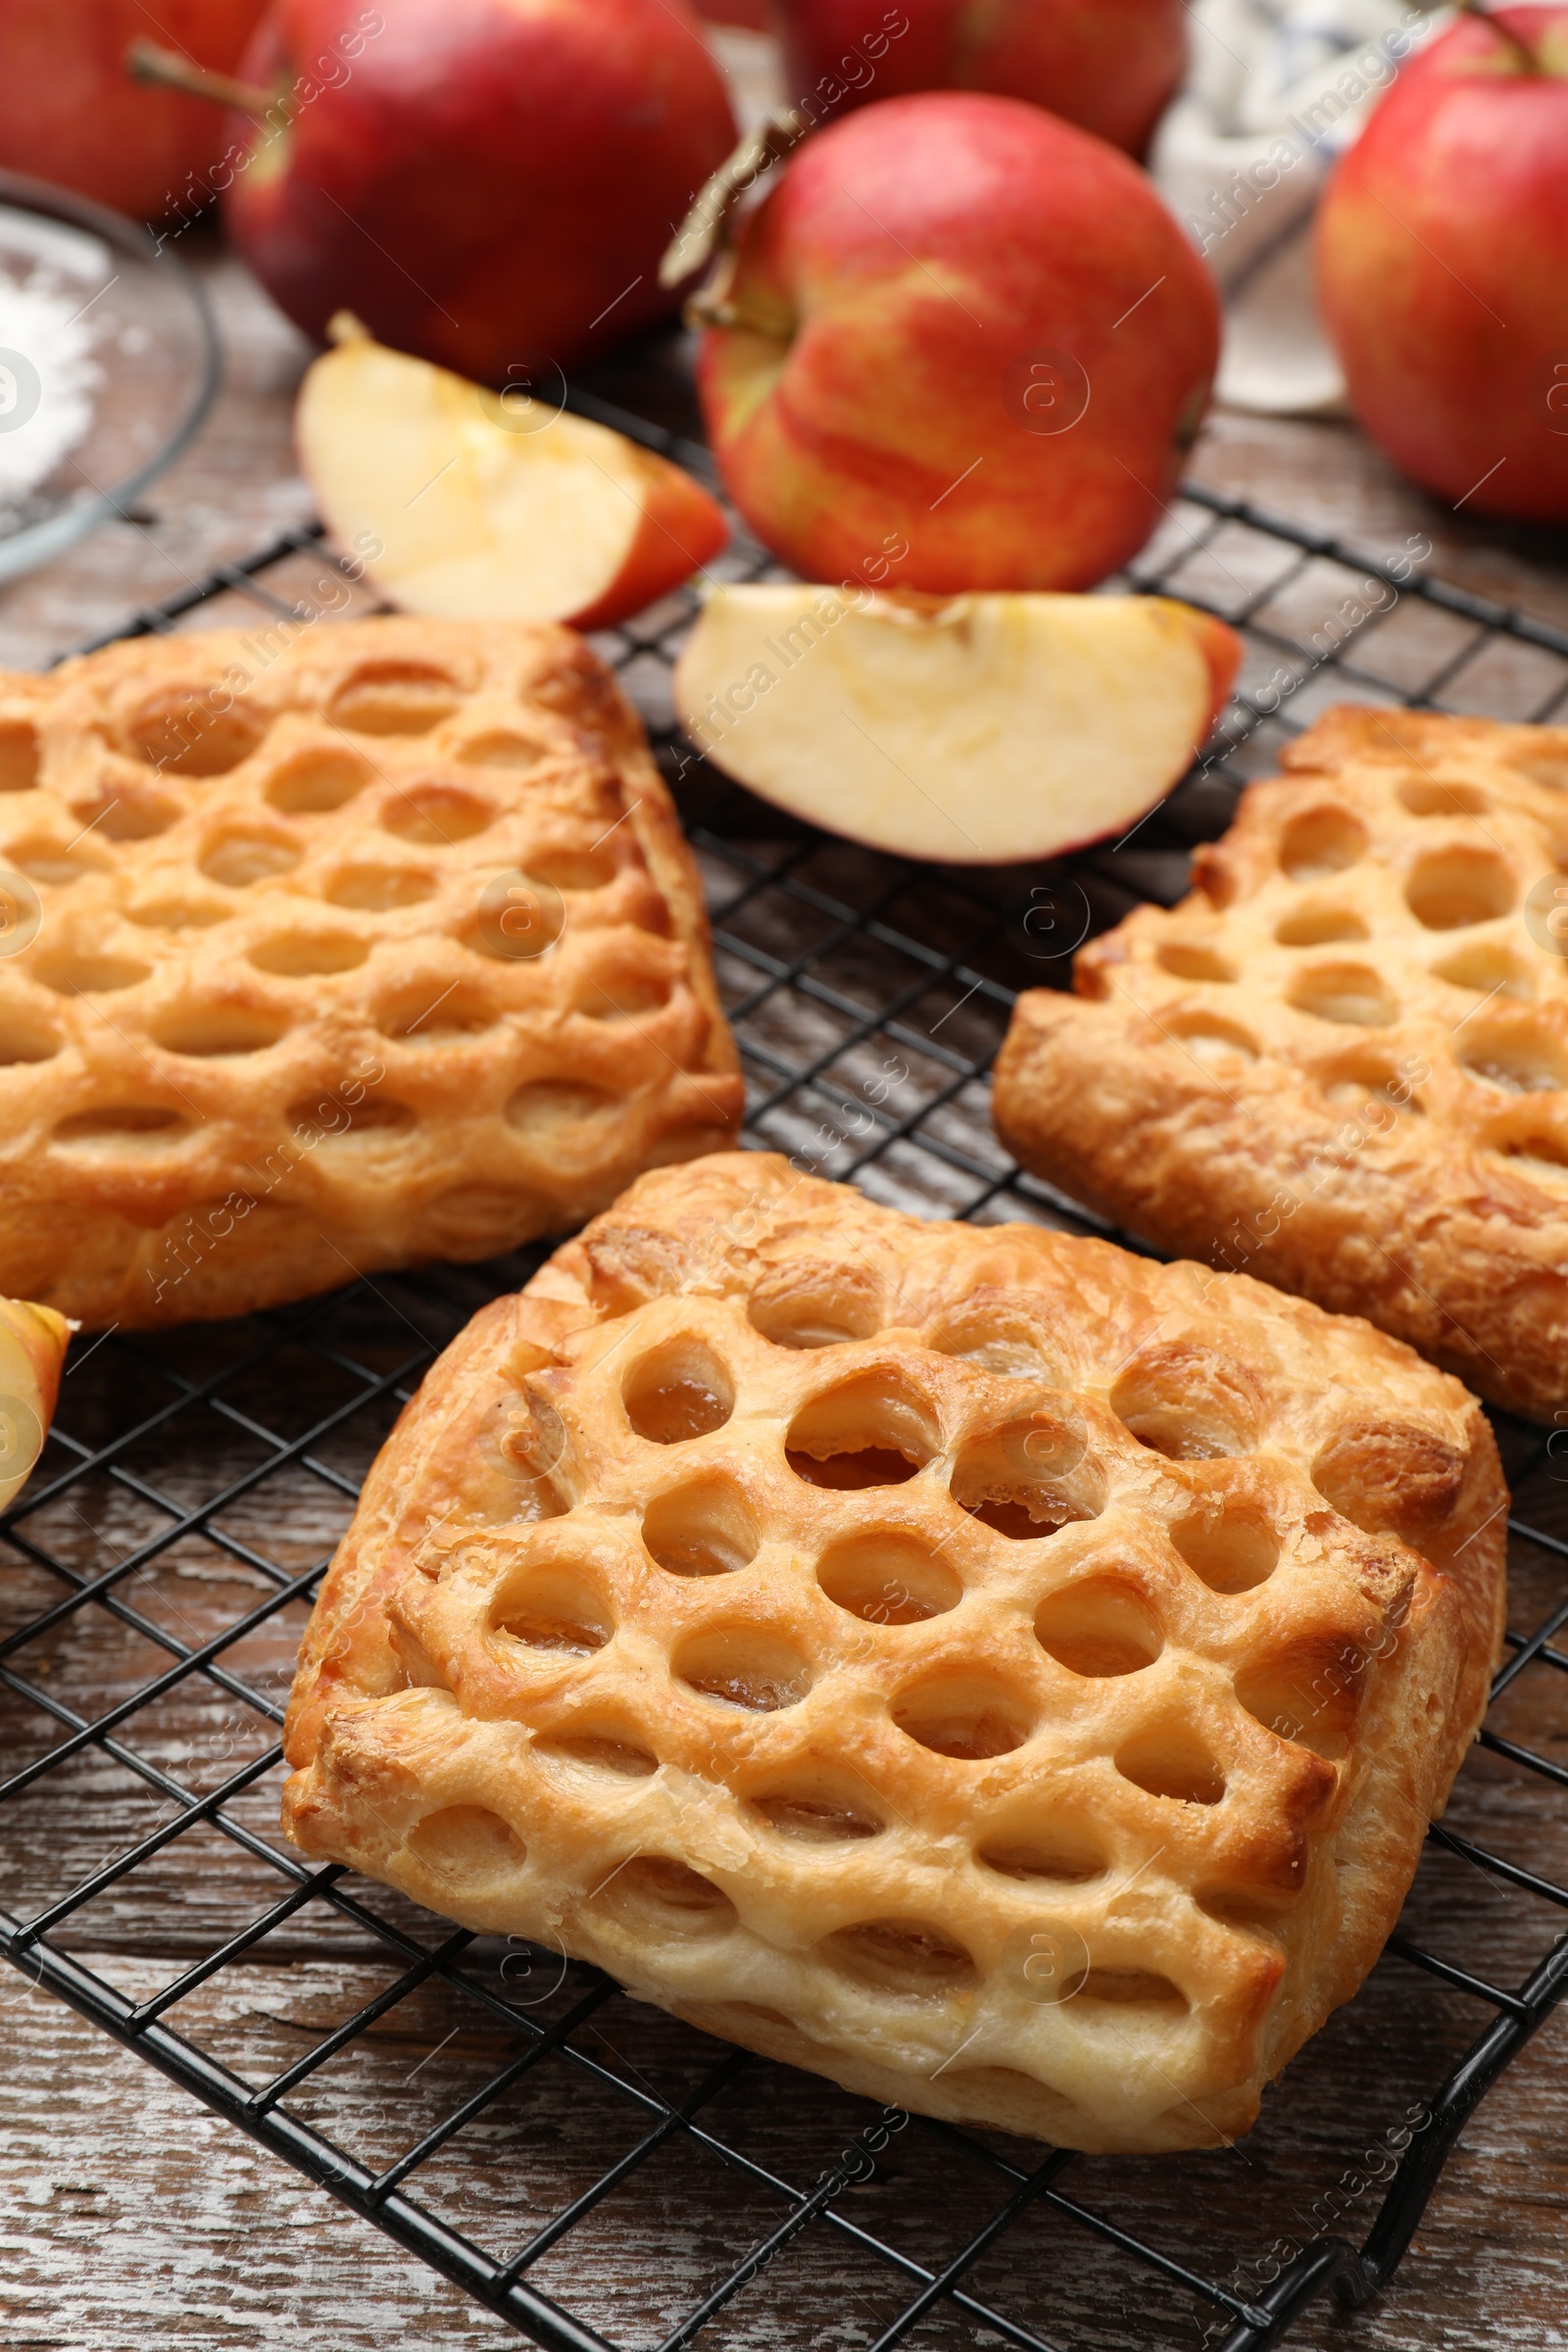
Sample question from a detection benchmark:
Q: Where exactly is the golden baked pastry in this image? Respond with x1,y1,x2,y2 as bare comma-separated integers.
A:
0,619,741,1328
995,704,1568,1423
282,1152,1505,2154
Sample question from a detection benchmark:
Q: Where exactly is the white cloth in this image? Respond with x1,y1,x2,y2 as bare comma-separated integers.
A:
1151,0,1447,414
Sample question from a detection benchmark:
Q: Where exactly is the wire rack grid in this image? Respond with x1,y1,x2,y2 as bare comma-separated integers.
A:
4,391,1568,2352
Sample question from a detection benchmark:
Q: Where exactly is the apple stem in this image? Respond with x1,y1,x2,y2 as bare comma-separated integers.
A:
660,106,812,290
124,37,282,118
683,255,781,337
1454,0,1541,72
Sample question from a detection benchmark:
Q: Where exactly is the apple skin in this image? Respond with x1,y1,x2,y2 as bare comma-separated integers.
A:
568,449,730,629
0,0,269,220
779,0,1187,159
1316,6,1568,523
696,93,1221,594
220,0,738,380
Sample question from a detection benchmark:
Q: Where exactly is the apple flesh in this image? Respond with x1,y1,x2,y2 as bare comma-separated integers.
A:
221,0,738,380
0,1296,70,1513
0,0,268,220
297,326,728,626
1316,6,1568,523
673,583,1241,864
779,0,1187,159
696,93,1221,595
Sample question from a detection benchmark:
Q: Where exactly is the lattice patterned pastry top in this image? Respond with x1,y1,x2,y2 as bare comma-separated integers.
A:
282,1152,1505,2155
995,705,1568,1423
0,618,741,1328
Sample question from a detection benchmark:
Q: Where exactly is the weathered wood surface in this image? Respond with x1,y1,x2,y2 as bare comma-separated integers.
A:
3,216,1568,2352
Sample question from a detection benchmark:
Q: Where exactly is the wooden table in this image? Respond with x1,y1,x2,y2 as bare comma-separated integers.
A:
4,219,1568,2352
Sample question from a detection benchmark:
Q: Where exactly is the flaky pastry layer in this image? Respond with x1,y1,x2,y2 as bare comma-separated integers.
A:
282,1153,1504,2153
995,704,1568,1421
0,618,741,1327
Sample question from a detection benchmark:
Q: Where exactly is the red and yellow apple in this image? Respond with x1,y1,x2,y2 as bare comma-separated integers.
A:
0,0,268,220
217,0,738,380
0,1295,71,1512
297,323,728,625
696,92,1221,594
1316,5,1568,522
779,0,1187,158
674,583,1240,863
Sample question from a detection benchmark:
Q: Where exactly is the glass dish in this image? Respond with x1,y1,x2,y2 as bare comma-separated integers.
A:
0,167,219,586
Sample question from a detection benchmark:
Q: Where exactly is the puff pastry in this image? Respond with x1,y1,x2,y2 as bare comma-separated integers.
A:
0,619,741,1328
282,1152,1505,2153
996,705,1568,1421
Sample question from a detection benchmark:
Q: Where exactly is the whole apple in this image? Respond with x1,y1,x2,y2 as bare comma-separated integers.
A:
0,0,269,220
779,0,1187,158
219,0,737,379
1316,5,1568,523
696,92,1221,594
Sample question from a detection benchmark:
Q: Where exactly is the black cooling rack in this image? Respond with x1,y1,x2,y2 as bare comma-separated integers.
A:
5,387,1568,2352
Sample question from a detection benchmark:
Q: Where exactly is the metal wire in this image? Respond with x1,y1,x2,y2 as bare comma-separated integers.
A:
5,402,1568,2352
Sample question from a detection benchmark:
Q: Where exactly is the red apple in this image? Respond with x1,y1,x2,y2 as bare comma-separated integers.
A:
297,322,728,624
779,0,1187,158
674,584,1240,863
696,92,1221,594
1316,5,1568,523
217,0,738,380
0,0,269,220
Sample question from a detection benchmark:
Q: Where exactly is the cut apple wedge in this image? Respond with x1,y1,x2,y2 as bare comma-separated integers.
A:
297,321,729,629
673,586,1242,863
0,1295,71,1513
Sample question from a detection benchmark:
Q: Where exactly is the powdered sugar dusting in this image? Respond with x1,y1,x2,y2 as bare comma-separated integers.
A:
0,282,103,502
0,213,109,523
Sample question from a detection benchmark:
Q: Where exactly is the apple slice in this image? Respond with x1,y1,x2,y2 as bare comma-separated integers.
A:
297,322,729,630
0,1295,71,1513
673,586,1242,863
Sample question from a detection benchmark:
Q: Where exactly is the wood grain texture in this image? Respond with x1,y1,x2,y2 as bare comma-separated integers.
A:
3,215,1568,2352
